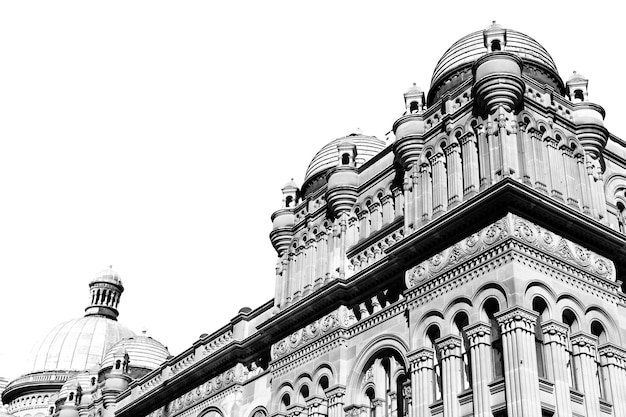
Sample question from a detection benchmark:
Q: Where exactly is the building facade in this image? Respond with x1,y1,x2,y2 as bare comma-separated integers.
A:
4,23,626,417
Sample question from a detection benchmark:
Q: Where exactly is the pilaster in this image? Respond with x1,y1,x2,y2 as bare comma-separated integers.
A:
435,335,462,417
465,322,491,417
495,306,541,417
570,332,600,417
408,348,434,417
598,344,626,417
541,320,572,417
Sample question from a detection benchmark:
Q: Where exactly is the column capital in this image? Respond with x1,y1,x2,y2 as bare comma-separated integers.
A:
598,343,626,368
407,347,434,371
541,319,569,346
570,331,598,357
435,334,462,359
495,306,538,334
325,385,346,402
464,322,491,347
343,405,367,417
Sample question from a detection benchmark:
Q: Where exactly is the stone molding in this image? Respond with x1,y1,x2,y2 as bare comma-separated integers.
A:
407,347,435,372
495,306,538,334
541,320,569,346
464,322,491,347
271,306,352,360
405,213,615,290
325,385,346,403
435,335,463,358
164,363,249,417
598,343,626,368
570,332,598,356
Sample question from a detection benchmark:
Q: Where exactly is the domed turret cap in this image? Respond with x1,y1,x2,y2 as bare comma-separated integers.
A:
101,332,170,371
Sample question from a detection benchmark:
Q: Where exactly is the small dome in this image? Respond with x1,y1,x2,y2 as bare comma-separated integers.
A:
568,71,586,82
28,316,134,372
302,133,386,196
93,267,122,286
406,83,423,94
282,178,298,190
101,334,169,371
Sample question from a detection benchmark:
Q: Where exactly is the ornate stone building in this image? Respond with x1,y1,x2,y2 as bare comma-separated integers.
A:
4,22,626,417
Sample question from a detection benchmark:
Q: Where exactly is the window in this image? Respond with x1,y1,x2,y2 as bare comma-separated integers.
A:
426,325,442,400
532,298,548,378
484,299,504,379
491,40,501,51
454,312,472,389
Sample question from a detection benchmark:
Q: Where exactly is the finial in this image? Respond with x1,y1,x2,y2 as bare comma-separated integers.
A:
492,20,496,25
109,265,113,269
141,328,147,335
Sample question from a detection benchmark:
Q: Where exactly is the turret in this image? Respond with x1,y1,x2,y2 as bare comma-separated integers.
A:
326,142,359,217
270,179,298,257
102,348,131,407
568,73,608,159
56,379,81,417
567,71,589,103
472,52,525,115
393,84,426,169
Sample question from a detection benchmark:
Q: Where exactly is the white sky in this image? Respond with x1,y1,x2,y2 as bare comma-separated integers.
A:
0,1,624,381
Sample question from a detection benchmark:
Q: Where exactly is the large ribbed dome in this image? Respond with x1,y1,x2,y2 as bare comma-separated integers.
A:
302,132,386,196
28,316,134,372
428,23,564,105
101,334,170,371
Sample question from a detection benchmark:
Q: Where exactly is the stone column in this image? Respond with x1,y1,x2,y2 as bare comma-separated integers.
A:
598,344,626,417
541,320,572,417
530,130,548,193
465,322,491,417
408,348,434,417
430,153,447,217
307,396,328,417
459,133,479,197
435,335,462,417
495,306,541,417
326,386,346,417
444,142,462,208
576,154,591,215
419,163,432,223
476,124,491,190
570,332,600,417
380,195,393,226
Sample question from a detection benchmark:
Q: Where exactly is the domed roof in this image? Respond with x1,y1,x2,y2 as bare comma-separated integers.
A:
93,267,122,286
302,132,386,196
568,71,586,82
101,333,169,371
428,24,564,105
28,316,134,372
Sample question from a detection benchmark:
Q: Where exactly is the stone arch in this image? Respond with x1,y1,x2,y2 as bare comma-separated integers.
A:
518,111,538,131
443,297,473,335
524,281,557,318
312,363,336,396
413,309,445,347
555,293,586,326
345,334,409,406
585,306,620,344
248,406,268,417
273,382,294,413
433,134,449,154
421,145,436,165
197,406,224,417
294,373,313,404
472,282,509,322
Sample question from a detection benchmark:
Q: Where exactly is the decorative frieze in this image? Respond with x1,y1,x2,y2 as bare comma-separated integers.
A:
405,213,615,290
271,306,352,360
495,306,538,334
164,364,249,416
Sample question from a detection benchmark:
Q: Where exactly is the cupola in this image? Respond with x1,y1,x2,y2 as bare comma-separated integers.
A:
567,71,589,103
85,267,124,320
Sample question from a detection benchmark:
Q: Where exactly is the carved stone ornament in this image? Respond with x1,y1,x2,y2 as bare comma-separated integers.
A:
271,306,350,360
570,332,598,356
598,344,626,368
408,348,434,372
541,320,569,345
464,322,491,347
405,213,616,289
495,307,538,334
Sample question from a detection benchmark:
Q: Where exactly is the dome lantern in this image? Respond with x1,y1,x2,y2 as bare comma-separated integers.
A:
85,267,124,320
404,83,425,114
567,71,589,103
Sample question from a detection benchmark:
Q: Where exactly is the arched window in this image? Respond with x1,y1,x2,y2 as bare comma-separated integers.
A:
361,351,408,417
68,392,74,402
532,297,548,378
562,309,578,389
285,195,294,208
426,325,442,400
280,393,291,413
574,89,584,102
484,299,504,379
454,312,472,389
366,387,376,417
342,153,350,165
299,385,309,403
409,101,419,114
591,321,608,399
491,40,501,51
617,202,625,233
115,359,121,370
319,375,329,393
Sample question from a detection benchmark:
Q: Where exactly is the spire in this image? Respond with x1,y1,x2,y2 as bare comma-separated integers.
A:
84,267,124,320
